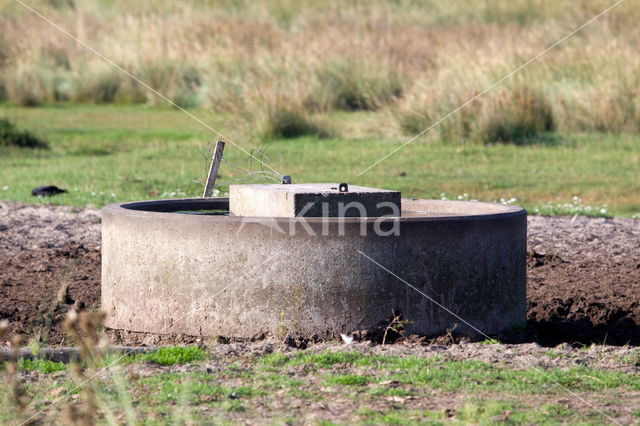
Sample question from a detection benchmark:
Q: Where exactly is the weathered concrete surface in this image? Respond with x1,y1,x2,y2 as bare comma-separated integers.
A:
229,183,401,217
102,198,526,338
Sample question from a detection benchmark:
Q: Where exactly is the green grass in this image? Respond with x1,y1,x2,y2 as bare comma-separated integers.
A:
356,402,602,425
251,373,304,394
1,358,67,374
615,353,640,366
2,348,637,424
0,105,638,217
323,373,369,387
139,373,231,404
357,407,444,425
128,352,638,422
262,351,640,393
261,351,374,369
18,358,67,374
0,347,204,376
257,106,331,140
455,400,583,424
137,346,206,366
368,386,411,397
0,118,48,149
109,346,207,366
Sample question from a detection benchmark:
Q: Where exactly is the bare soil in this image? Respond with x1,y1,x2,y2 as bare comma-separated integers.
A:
523,215,640,346
0,201,101,345
0,201,639,347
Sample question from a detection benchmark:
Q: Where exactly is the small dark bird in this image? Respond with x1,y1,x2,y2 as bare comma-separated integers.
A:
31,185,67,197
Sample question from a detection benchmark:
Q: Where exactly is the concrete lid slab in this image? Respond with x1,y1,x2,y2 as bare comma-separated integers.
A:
235,183,399,194
229,183,401,218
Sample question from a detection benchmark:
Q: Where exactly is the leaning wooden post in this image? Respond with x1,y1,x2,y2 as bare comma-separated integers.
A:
202,140,225,198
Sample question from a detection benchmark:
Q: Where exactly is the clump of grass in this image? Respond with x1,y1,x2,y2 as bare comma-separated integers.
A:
3,65,51,107
0,118,48,148
103,346,207,368
71,68,123,104
138,61,203,108
558,83,640,134
0,80,6,102
69,61,203,107
396,85,555,145
480,86,555,144
17,358,67,374
394,79,485,142
139,346,206,366
261,351,369,369
258,104,331,140
357,407,443,424
324,374,370,386
308,60,403,111
4,61,71,106
203,75,246,112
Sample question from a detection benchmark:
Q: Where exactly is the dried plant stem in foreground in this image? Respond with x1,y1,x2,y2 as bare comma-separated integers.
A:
62,310,111,425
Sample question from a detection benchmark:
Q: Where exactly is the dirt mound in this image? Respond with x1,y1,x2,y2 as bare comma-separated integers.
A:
0,202,101,345
522,215,640,345
0,201,639,346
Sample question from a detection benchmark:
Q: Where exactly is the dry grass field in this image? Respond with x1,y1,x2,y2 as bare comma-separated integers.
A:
2,0,640,142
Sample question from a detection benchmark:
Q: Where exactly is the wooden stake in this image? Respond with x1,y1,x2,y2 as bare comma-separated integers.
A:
202,140,225,198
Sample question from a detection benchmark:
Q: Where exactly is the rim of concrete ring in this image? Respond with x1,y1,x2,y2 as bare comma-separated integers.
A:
103,198,526,223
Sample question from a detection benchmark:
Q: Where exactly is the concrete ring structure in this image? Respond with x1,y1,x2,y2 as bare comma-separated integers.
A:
102,198,526,339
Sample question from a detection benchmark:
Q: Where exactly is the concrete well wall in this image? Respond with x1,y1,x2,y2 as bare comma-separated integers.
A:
101,198,526,338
